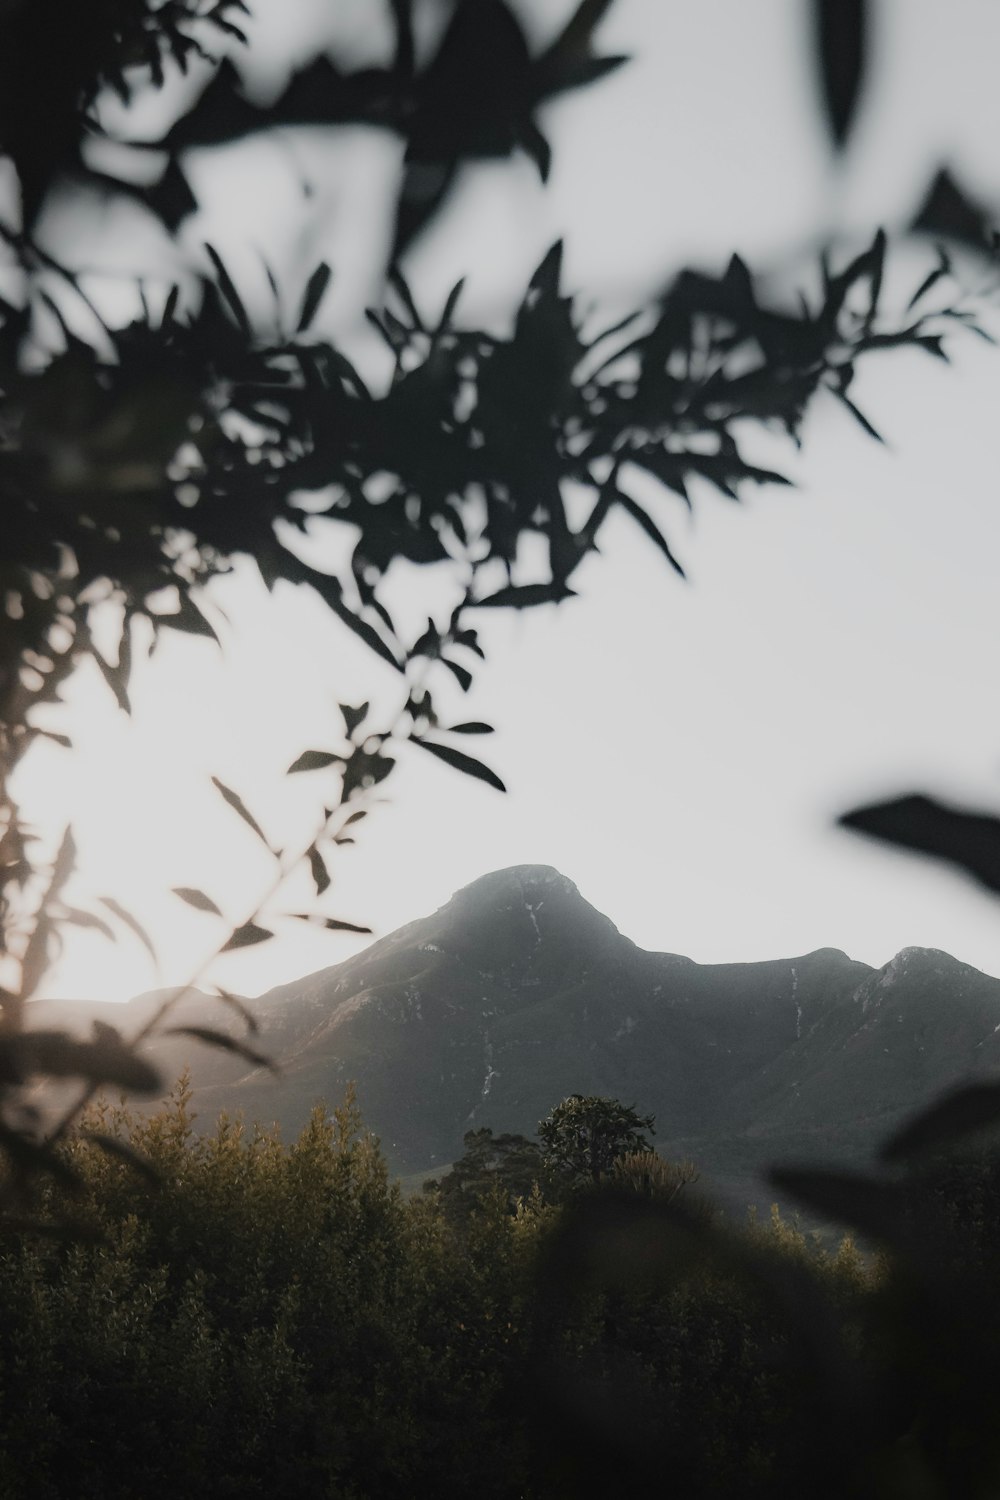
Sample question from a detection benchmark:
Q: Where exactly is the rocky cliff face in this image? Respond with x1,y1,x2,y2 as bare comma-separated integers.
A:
32,868,1000,1211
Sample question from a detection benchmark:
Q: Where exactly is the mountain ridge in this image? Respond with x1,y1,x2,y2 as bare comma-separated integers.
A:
30,866,1000,1212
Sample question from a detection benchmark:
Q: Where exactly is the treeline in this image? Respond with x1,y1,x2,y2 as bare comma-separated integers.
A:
1,1082,999,1498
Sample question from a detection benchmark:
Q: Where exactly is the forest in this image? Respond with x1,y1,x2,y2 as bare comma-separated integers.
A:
5,1077,999,1500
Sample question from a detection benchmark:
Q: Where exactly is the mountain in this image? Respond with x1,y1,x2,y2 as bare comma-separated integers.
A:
30,867,1000,1214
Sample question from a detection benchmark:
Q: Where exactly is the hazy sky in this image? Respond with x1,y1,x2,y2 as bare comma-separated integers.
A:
19,0,1000,1001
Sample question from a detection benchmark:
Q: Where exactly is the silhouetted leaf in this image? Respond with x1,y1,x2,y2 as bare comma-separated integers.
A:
411,737,506,792
172,886,223,916
472,581,577,609
287,749,342,774
0,1029,161,1094
204,243,251,335
307,845,331,895
907,246,952,311
160,593,219,640
80,1131,161,1184
768,1166,907,1245
832,387,883,442
288,914,372,934
296,261,332,332
881,1081,1000,1164
441,657,472,691
164,1026,276,1071
211,777,271,848
58,905,115,941
220,922,273,951
445,722,493,734
838,793,1000,897
339,702,369,738
616,494,686,577
912,168,998,253
98,897,156,962
812,0,867,147
211,988,260,1035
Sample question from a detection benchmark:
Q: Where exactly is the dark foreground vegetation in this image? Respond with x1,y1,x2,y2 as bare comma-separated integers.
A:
4,1082,1000,1499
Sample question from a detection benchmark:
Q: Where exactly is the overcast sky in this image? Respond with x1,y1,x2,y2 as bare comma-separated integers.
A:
19,0,1000,1001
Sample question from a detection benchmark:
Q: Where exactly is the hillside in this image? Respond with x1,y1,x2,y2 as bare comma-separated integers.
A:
31,866,1000,1211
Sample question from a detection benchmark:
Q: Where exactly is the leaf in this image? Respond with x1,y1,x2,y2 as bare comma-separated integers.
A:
813,0,867,148
307,845,331,895
437,276,465,331
339,702,369,739
211,777,271,849
80,1132,162,1185
287,750,342,774
220,922,273,952
98,897,156,962
445,722,494,735
906,246,952,311
441,657,473,692
172,886,223,916
211,989,261,1035
160,593,219,641
767,1166,907,1245
58,906,115,942
296,261,332,332
411,738,506,792
616,494,686,578
831,387,884,442
164,1027,277,1072
471,581,577,609
838,793,1000,897
880,1081,1000,1164
0,1030,161,1095
204,243,251,336
288,915,373,934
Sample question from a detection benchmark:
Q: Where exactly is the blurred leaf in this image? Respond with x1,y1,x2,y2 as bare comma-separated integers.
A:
296,261,332,332
98,897,156,962
411,737,506,792
472,581,577,609
172,886,223,916
307,845,331,895
912,168,998,254
211,777,271,849
838,793,1000,897
768,1166,909,1245
288,914,372,934
58,905,115,941
812,0,867,147
339,702,369,738
287,750,342,774
220,922,273,951
445,721,493,735
881,1081,1000,1164
80,1131,161,1184
211,988,260,1035
0,1029,161,1094
907,245,952,311
831,387,883,442
164,1026,276,1071
204,243,251,336
616,494,686,578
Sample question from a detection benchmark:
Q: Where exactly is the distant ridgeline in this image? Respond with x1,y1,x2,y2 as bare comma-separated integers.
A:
32,866,1000,1215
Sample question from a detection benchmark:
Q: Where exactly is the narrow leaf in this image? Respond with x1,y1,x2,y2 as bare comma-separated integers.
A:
813,0,867,148
211,777,271,848
204,242,251,335
296,261,332,332
307,845,331,895
616,494,686,577
288,914,372,934
98,897,157,962
287,750,342,774
164,1026,277,1072
881,1081,1000,1164
211,989,260,1035
838,793,1000,897
445,722,494,735
411,738,506,792
172,886,223,916
221,922,273,952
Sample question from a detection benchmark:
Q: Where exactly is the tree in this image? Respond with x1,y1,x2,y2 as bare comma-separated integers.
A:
538,1094,655,1188
425,1126,543,1224
0,0,987,1225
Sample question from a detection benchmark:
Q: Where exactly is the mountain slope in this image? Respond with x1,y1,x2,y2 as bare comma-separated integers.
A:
32,868,1000,1210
